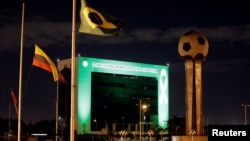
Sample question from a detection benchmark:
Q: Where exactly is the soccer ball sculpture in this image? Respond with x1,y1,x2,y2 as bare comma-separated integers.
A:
178,30,209,59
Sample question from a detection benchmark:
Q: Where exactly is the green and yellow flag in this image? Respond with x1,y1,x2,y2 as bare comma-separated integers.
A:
79,0,123,36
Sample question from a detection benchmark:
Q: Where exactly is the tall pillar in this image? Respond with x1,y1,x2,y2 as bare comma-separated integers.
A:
178,30,209,136
184,58,194,135
195,59,203,135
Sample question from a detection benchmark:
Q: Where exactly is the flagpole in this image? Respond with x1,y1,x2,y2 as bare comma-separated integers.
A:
70,0,76,141
56,62,59,141
9,103,11,131
18,3,25,141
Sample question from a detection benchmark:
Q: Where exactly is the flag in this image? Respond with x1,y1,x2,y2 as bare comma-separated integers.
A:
32,44,67,83
10,88,18,117
79,0,124,36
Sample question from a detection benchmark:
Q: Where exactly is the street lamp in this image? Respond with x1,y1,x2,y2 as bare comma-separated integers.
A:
142,104,150,131
142,105,148,122
132,97,150,141
93,119,97,131
241,104,250,125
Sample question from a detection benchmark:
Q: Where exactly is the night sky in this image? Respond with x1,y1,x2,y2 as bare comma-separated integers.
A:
1,0,250,125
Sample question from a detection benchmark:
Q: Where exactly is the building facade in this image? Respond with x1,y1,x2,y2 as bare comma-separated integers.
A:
57,57,169,135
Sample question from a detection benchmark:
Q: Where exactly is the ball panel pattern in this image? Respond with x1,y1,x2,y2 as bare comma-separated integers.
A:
178,30,209,59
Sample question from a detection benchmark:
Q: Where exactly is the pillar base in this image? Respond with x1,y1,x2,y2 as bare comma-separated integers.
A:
171,136,208,141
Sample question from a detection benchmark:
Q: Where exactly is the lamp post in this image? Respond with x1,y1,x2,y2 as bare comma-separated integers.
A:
242,104,250,125
132,97,150,141
94,119,97,131
142,104,150,131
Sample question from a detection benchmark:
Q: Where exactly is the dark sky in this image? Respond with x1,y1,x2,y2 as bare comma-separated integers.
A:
1,0,250,125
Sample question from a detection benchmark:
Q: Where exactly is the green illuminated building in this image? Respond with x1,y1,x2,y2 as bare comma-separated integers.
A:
57,57,169,135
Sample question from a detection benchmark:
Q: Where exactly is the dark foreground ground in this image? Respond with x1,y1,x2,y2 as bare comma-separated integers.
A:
0,134,170,141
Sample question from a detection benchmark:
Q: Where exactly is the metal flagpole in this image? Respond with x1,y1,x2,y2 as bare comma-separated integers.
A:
70,0,76,141
18,3,25,141
56,61,59,141
9,104,11,131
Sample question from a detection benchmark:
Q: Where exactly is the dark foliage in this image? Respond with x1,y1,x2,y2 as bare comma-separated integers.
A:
0,117,55,136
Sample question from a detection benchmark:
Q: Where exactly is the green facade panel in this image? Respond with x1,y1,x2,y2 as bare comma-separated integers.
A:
77,57,169,134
